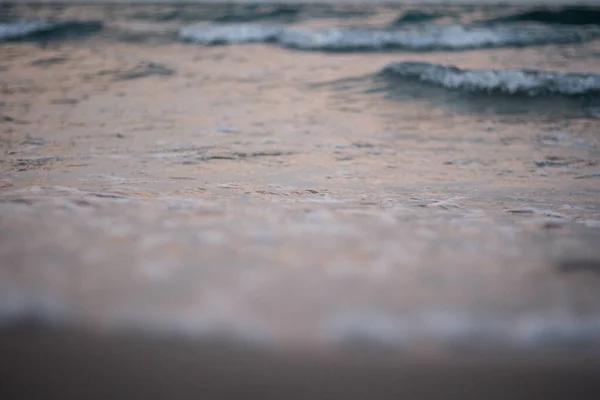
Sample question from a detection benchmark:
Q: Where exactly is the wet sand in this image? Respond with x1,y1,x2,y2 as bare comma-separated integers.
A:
2,328,600,400
1,3,600,398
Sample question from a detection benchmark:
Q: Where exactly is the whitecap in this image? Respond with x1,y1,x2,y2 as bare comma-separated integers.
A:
179,22,600,51
179,23,283,45
382,62,600,96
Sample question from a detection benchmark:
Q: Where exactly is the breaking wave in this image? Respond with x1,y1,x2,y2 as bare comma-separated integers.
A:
1,19,55,41
381,62,600,96
0,19,103,42
179,23,600,51
279,24,598,51
179,24,282,45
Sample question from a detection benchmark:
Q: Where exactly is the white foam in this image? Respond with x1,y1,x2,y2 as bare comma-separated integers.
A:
323,310,600,349
2,287,600,351
178,22,599,51
179,24,283,44
280,24,598,50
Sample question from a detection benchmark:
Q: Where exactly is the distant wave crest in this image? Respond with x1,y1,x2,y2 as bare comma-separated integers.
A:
481,6,600,26
0,19,103,42
179,23,599,51
130,4,372,24
0,19,55,41
279,24,597,51
381,62,600,96
179,24,282,45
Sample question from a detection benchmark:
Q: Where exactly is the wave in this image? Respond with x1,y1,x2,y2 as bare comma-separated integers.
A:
214,5,301,24
318,62,600,117
0,19,54,41
0,19,103,42
130,4,372,24
279,24,598,51
179,23,600,51
179,24,282,45
481,6,600,26
131,4,302,24
381,62,600,96
390,10,441,27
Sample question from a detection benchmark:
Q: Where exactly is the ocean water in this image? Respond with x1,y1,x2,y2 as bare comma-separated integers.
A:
1,3,600,357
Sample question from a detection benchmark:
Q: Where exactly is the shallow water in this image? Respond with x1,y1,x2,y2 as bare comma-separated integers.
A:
1,3,600,357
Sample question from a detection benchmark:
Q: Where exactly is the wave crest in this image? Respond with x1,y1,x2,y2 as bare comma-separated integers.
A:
179,23,599,51
280,24,597,51
0,19,54,41
179,24,282,45
381,62,600,96
0,19,102,42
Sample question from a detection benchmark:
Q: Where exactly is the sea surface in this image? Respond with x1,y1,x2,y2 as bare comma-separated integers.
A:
1,3,600,358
